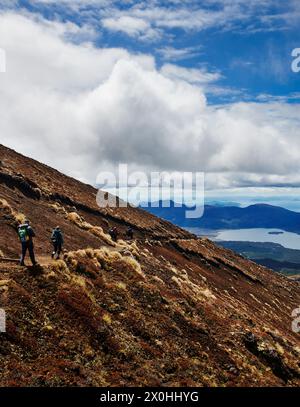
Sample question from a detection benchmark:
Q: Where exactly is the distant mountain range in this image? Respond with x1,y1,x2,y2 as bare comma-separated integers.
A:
143,201,300,233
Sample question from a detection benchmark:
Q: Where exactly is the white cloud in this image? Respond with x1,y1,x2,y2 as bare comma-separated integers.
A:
99,1,298,40
18,0,298,42
102,15,161,41
160,64,222,84
157,46,202,61
0,11,299,191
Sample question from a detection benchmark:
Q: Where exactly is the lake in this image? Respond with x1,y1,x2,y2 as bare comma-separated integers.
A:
185,228,300,250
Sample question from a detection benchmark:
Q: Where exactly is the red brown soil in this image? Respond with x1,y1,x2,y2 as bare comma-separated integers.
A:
0,144,299,387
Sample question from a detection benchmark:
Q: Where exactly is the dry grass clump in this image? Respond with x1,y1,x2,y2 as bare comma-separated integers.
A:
171,273,216,303
70,274,97,304
117,239,128,247
47,260,72,282
117,240,140,258
84,247,95,259
116,282,127,290
93,248,122,264
89,226,115,246
151,275,165,286
107,250,123,262
66,212,115,246
0,198,26,225
49,202,68,216
49,259,69,274
0,249,4,258
130,242,140,253
102,313,112,325
121,256,145,279
64,247,144,281
67,212,91,230
64,249,101,278
0,198,11,213
70,274,86,289
65,249,88,263
14,212,27,224
93,248,124,271
141,248,150,257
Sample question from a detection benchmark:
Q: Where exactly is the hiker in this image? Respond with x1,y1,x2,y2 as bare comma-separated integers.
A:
18,220,37,266
125,226,134,240
109,227,118,242
51,226,64,259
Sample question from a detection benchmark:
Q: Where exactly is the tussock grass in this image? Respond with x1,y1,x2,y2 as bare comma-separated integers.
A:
0,198,11,213
64,247,144,281
49,259,69,277
14,212,27,224
116,282,127,290
67,212,91,230
0,198,26,225
49,202,67,215
67,212,115,246
117,240,140,259
89,226,115,246
102,313,112,325
171,273,216,302
151,275,165,285
85,247,94,259
121,256,145,279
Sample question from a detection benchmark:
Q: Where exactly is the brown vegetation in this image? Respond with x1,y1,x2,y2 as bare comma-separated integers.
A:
0,144,299,387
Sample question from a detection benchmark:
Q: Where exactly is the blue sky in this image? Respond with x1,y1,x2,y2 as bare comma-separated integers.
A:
0,0,300,206
12,0,299,104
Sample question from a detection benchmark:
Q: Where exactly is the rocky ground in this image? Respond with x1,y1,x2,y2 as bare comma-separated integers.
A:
0,144,299,387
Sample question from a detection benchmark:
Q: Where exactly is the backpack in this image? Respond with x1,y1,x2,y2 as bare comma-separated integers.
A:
18,226,29,243
52,229,62,243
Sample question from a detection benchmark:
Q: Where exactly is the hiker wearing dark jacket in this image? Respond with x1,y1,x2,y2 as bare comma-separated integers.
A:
51,226,64,259
109,227,118,242
125,226,134,240
18,220,37,266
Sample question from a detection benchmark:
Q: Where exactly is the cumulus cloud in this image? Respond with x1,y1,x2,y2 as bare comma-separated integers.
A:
0,11,299,190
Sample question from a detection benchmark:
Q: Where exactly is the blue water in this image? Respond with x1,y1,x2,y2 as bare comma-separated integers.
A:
187,228,300,250
216,228,300,250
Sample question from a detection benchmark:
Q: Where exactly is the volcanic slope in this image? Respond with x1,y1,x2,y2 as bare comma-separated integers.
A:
0,144,299,387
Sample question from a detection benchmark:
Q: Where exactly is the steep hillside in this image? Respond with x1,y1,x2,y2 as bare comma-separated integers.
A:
0,144,299,387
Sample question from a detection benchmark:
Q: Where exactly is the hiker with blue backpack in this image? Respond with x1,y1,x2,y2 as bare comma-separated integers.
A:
18,220,37,266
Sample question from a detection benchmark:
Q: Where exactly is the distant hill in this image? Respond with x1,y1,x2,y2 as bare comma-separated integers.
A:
219,241,300,276
144,201,300,233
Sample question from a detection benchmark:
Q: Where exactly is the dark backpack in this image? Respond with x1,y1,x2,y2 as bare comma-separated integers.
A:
52,229,63,243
